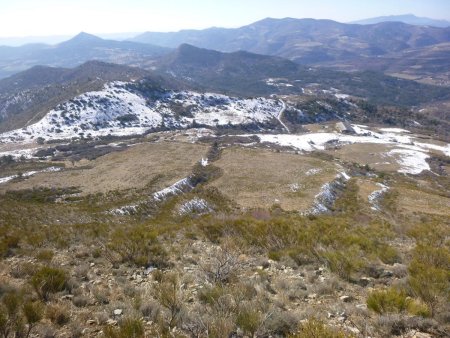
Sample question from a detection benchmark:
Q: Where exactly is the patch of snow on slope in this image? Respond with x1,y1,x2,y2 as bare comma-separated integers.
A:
379,128,410,133
415,142,450,157
306,168,322,176
368,183,389,211
0,148,38,159
307,175,347,214
200,158,208,166
153,177,192,201
179,198,211,215
245,125,450,174
109,204,139,216
0,166,62,185
335,93,349,99
340,172,351,180
168,92,281,126
0,82,162,143
387,149,430,174
254,132,396,152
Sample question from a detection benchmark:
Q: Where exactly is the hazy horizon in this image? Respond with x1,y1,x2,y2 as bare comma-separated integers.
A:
0,0,449,42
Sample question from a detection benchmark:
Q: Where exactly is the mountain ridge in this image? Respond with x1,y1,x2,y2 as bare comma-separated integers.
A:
0,33,171,79
350,14,450,27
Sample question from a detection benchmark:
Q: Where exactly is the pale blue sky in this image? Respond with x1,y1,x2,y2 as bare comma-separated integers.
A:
0,0,448,37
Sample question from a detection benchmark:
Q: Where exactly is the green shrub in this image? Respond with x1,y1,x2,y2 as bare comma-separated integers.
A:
0,291,43,338
154,272,183,329
408,255,449,316
236,306,261,337
407,223,450,316
0,234,20,258
377,245,400,265
198,285,226,306
324,248,364,281
35,250,54,262
367,288,409,314
291,318,352,337
268,250,282,261
108,226,168,268
104,318,144,338
367,287,430,317
23,300,43,336
30,267,67,301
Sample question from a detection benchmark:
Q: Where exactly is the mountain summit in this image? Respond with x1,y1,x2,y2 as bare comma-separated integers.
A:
350,14,450,27
60,32,104,45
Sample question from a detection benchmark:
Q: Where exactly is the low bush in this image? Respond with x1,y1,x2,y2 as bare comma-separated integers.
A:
367,288,430,317
45,304,70,326
291,318,352,337
0,291,43,338
108,226,168,268
30,267,68,301
236,305,261,337
103,317,144,338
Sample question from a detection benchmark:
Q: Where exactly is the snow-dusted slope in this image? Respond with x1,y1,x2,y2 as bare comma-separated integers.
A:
0,81,281,143
244,124,450,175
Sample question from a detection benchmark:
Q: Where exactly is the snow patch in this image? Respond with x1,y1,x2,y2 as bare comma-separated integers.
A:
307,175,346,214
244,125,449,174
305,168,322,176
340,172,351,180
153,178,192,201
335,93,349,99
368,183,389,211
388,149,430,174
179,198,212,215
200,158,208,166
379,128,410,133
289,183,301,192
0,166,62,185
109,204,139,216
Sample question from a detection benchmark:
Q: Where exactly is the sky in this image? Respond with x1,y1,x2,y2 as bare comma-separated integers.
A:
0,0,449,38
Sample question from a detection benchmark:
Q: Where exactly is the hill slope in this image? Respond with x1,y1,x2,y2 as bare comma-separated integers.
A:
154,44,450,105
0,32,171,79
0,61,151,132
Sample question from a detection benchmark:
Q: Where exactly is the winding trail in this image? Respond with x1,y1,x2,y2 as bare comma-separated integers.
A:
276,99,290,133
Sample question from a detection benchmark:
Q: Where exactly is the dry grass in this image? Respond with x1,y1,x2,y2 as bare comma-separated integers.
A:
326,143,402,173
302,123,335,133
396,186,450,216
209,146,338,211
356,179,381,201
0,141,208,195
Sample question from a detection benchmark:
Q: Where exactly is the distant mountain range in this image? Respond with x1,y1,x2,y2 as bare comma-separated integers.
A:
131,17,450,85
351,14,450,27
0,32,170,79
1,18,449,85
130,17,450,64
